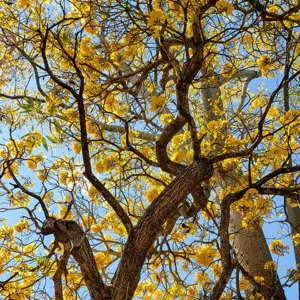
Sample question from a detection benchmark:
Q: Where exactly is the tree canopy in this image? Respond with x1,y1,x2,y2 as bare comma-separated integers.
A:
0,0,299,299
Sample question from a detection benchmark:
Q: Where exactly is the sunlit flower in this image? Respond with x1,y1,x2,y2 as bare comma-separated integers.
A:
264,260,277,271
195,245,217,267
59,170,69,185
292,233,300,247
216,0,234,15
269,239,289,256
150,95,166,111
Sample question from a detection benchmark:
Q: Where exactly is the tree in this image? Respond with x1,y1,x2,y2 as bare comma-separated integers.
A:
0,0,299,299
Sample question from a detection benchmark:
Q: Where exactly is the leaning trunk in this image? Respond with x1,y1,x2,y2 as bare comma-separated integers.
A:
201,73,286,299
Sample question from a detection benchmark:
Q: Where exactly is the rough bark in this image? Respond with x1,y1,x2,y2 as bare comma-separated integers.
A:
42,218,111,299
112,159,213,299
42,159,213,300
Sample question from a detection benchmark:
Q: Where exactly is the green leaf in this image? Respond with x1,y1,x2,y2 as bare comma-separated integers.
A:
49,103,56,114
42,137,49,151
46,135,57,143
53,119,63,134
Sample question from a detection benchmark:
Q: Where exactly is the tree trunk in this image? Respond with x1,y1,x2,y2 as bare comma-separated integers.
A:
200,71,287,299
231,210,286,299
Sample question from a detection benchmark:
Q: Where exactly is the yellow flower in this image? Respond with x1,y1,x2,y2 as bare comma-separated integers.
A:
292,233,300,247
17,0,27,9
26,160,37,170
249,293,265,300
91,224,102,234
0,148,8,159
195,245,217,267
269,239,289,256
212,263,222,278
267,106,279,119
147,10,166,27
254,276,265,285
145,186,162,202
216,0,234,15
103,155,118,172
287,197,299,208
268,5,281,14
80,36,93,56
14,219,29,233
37,169,48,181
187,286,198,297
160,113,173,126
84,20,99,34
264,261,277,271
239,277,249,291
72,142,82,154
95,160,104,173
150,95,166,111
220,291,233,300
172,149,186,163
242,212,264,229
94,251,112,269
88,185,101,202
59,170,69,185
86,120,98,134
256,55,278,77
194,271,212,289
241,34,253,49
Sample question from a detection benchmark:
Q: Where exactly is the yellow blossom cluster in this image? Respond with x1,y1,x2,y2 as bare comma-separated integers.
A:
13,219,29,233
269,239,289,256
79,36,94,56
95,154,119,174
58,169,80,186
82,19,100,35
11,191,30,207
160,113,174,126
72,142,82,154
150,95,167,111
249,293,265,300
264,260,277,271
17,0,27,9
239,277,249,291
37,169,48,181
99,212,127,237
0,225,14,242
254,276,265,285
195,245,218,267
215,0,234,15
0,148,8,159
256,55,278,77
194,271,213,289
91,223,102,234
234,189,271,229
172,149,190,163
292,233,300,246
147,10,167,38
59,170,69,185
145,186,164,203
241,34,253,50
94,251,113,269
26,154,43,170
220,291,233,300
88,185,102,203
86,120,101,136
257,55,270,76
